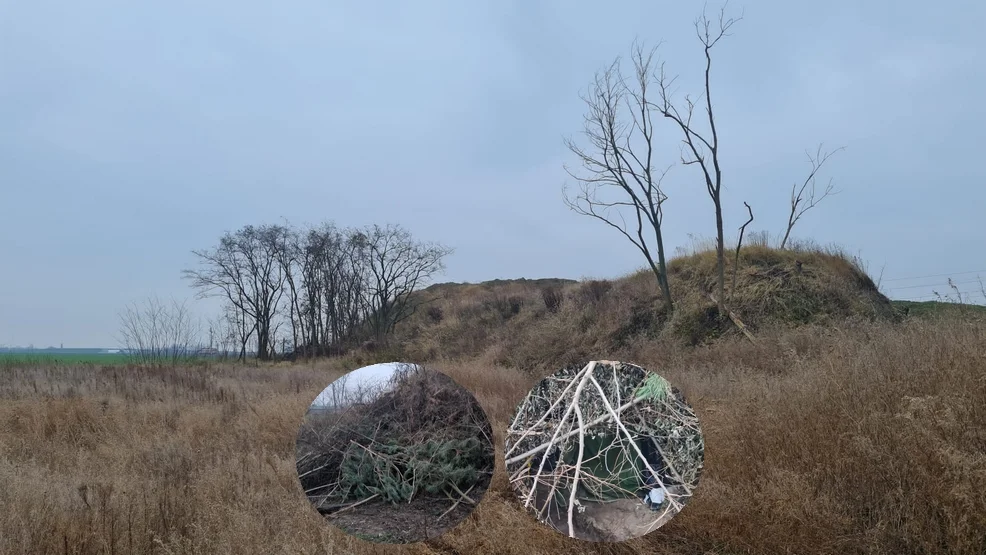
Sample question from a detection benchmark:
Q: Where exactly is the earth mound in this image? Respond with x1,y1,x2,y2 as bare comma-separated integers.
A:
388,244,898,370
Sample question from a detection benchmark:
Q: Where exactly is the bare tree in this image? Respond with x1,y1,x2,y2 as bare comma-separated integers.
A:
183,224,289,361
325,228,370,349
564,43,675,312
298,224,335,351
653,3,742,316
223,300,254,361
117,296,202,366
780,144,845,249
295,223,369,355
356,224,453,341
274,222,304,354
322,373,351,410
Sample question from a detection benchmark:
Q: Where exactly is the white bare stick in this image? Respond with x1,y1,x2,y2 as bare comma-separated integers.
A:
505,365,587,457
439,484,477,521
507,360,632,460
611,364,622,419
505,392,649,466
522,361,597,509
567,401,587,538
447,482,477,506
297,463,332,480
330,493,380,516
507,389,537,434
587,374,684,513
649,435,693,497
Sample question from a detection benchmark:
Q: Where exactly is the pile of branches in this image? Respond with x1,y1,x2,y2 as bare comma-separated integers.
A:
296,365,494,513
504,360,704,536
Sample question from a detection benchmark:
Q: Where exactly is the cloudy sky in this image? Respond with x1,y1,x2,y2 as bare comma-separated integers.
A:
2,1,984,347
310,362,417,408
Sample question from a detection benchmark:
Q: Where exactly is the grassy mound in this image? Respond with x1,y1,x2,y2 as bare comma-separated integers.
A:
392,243,898,371
664,242,898,344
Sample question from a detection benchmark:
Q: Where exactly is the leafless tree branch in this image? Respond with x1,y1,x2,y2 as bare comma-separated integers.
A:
731,201,755,301
780,144,846,248
563,40,675,312
649,2,742,316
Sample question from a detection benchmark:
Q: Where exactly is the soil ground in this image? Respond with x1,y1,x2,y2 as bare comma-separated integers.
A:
323,491,484,544
529,481,690,542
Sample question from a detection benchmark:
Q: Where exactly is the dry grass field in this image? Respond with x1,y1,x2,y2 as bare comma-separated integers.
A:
1,316,984,554
2,247,984,554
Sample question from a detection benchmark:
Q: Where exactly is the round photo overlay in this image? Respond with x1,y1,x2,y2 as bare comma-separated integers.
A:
504,360,704,542
295,362,496,544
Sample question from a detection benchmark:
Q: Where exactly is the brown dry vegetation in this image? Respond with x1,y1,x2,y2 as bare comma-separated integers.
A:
398,242,898,370
2,247,985,554
295,366,495,544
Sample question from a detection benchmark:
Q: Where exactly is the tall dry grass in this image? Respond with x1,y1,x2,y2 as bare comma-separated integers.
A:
1,316,984,554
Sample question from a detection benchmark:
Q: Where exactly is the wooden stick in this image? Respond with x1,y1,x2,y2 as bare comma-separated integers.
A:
446,482,477,506
438,484,476,520
326,493,380,516
709,293,758,344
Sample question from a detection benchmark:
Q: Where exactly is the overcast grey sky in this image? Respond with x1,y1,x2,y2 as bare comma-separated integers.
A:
310,362,418,408
2,1,984,347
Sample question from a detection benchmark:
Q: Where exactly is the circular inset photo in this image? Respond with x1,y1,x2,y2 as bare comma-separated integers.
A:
295,362,495,544
504,360,704,542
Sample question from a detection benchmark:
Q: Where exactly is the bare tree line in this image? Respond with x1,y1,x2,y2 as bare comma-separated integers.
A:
181,221,452,361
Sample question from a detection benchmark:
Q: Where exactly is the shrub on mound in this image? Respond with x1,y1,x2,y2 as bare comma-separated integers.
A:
662,243,899,344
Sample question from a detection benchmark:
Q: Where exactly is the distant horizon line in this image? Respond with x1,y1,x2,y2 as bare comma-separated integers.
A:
0,346,231,353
